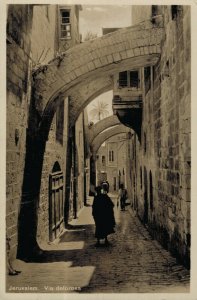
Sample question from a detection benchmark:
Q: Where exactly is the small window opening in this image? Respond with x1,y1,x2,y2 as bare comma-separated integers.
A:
102,156,106,166
130,71,139,88
171,5,178,20
119,71,128,87
119,70,139,88
60,10,71,39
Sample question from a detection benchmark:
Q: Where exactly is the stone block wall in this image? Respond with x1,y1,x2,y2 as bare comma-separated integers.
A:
6,5,34,258
31,5,58,66
37,99,69,245
131,5,152,24
132,5,191,267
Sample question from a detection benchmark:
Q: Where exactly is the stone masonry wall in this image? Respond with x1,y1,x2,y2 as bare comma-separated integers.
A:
132,6,191,267
6,5,34,258
30,5,70,245
31,5,58,65
132,5,152,25
37,99,69,245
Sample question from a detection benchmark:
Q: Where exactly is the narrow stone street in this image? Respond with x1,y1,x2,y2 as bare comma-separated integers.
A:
7,194,189,294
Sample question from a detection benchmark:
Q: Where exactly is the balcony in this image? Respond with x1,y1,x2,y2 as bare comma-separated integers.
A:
112,94,142,141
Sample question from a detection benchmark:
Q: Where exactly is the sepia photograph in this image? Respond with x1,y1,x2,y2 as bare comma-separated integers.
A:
2,0,195,298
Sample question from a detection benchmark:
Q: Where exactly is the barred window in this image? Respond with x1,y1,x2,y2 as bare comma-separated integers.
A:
109,150,114,162
60,10,71,39
119,70,139,88
119,71,128,87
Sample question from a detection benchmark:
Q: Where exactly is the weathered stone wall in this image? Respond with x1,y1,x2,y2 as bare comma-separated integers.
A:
132,5,152,24
31,5,58,65
34,5,83,242
37,99,69,245
6,5,34,258
31,5,72,245
75,113,85,212
132,5,191,267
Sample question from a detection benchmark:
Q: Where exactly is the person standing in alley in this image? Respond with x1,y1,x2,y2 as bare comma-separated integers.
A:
118,183,127,211
92,184,115,247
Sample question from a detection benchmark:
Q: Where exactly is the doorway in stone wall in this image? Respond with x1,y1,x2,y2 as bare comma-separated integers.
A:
49,162,64,242
113,177,116,191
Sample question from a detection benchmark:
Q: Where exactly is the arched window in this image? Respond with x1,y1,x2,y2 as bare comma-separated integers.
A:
109,150,114,162
52,161,61,172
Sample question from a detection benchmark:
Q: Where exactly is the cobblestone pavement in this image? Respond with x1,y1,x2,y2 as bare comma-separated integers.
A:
7,195,190,293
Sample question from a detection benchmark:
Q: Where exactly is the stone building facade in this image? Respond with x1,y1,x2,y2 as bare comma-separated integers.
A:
96,133,132,196
6,4,85,258
7,4,34,259
128,5,191,267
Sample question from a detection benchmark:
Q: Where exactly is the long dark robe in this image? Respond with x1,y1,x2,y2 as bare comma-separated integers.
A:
92,193,115,239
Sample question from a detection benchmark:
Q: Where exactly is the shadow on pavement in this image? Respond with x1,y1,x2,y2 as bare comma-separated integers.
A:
23,224,95,263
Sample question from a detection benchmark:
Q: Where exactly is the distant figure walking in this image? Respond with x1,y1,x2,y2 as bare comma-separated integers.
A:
118,183,127,211
92,184,115,247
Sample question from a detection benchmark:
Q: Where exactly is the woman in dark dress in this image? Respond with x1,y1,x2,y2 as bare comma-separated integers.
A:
92,184,115,246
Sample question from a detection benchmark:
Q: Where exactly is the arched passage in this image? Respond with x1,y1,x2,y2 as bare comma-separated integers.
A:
88,125,132,193
18,20,164,259
69,77,113,126
87,115,120,145
91,125,132,157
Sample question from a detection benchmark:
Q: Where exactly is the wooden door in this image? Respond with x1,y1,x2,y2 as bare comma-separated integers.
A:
49,171,64,241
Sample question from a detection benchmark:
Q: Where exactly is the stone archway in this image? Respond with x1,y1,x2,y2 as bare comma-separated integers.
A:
87,115,120,145
18,20,164,259
91,125,132,157
88,125,132,193
33,20,164,125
